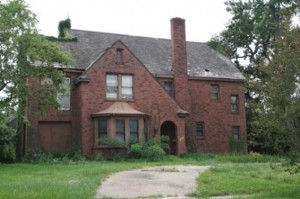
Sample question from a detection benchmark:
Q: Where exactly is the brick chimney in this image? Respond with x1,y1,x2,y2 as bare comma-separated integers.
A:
171,18,189,111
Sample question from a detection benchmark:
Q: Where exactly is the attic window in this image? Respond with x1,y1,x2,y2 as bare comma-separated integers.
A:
116,48,123,63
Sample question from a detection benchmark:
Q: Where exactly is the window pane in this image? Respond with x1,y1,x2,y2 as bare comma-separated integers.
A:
196,122,204,136
122,75,132,87
57,78,70,110
106,75,118,99
98,119,107,139
121,88,133,99
211,85,219,99
130,119,138,143
231,95,238,112
121,75,133,99
164,82,173,96
232,127,240,140
107,75,118,86
231,96,237,103
116,119,125,143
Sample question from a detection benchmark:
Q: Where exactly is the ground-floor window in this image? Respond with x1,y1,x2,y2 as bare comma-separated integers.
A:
94,117,147,146
232,126,240,140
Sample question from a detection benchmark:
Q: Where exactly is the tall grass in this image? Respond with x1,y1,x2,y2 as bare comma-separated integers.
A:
0,153,296,199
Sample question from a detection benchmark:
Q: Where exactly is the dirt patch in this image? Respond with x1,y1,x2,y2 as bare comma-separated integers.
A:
96,165,210,199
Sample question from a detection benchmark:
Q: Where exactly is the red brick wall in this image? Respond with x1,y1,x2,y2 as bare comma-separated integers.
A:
185,79,246,153
26,71,82,153
78,41,187,155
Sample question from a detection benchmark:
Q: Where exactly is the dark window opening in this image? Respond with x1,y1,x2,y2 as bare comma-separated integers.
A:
130,119,139,143
98,119,108,139
232,126,240,140
196,122,204,137
116,48,123,63
116,119,125,143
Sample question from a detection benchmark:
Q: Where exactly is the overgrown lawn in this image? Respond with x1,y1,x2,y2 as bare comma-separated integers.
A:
0,154,299,199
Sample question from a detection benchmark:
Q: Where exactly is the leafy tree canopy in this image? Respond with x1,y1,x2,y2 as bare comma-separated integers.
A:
0,0,73,160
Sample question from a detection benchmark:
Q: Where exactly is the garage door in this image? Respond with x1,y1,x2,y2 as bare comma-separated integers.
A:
39,122,72,152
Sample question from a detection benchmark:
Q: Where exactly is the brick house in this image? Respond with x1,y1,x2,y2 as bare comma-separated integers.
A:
25,18,246,156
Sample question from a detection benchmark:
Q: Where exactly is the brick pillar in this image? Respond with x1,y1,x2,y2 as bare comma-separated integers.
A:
171,18,189,111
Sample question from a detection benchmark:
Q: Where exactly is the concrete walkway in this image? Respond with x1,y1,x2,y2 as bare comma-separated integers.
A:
96,165,210,199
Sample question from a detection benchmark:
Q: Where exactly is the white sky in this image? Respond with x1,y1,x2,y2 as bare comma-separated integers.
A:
25,0,232,42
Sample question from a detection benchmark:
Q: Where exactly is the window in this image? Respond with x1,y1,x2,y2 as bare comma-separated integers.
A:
57,77,70,110
232,126,240,140
106,74,133,99
121,75,133,99
231,95,239,112
164,82,174,96
116,48,123,63
116,119,125,143
211,85,219,99
106,75,118,99
196,122,204,137
98,119,107,139
130,119,139,143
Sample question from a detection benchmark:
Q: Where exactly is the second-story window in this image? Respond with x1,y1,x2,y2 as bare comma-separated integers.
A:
106,74,133,100
121,75,133,99
211,84,219,100
106,75,118,99
231,95,239,112
57,77,71,110
164,81,174,96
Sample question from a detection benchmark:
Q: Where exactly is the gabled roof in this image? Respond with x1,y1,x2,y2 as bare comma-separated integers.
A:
59,29,244,81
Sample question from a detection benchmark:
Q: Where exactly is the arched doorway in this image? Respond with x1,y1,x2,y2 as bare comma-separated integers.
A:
160,121,177,155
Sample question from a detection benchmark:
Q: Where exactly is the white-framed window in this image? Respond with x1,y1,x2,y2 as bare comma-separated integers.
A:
57,77,70,110
106,74,133,100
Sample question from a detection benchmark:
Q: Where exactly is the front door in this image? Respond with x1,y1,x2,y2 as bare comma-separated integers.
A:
160,121,177,155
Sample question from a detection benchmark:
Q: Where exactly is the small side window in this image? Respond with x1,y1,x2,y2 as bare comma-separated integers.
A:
232,126,240,140
196,122,204,137
211,84,219,100
231,95,239,112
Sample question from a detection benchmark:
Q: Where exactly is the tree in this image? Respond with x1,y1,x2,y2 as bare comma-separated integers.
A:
0,0,73,160
209,0,300,156
253,28,300,162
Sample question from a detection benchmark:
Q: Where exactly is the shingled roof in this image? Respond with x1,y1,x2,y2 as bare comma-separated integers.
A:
59,29,244,81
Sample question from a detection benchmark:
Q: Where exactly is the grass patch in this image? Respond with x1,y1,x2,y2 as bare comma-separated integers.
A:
193,163,300,198
0,162,158,199
0,154,298,199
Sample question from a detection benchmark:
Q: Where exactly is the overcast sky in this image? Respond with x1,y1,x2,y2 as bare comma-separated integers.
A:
25,0,232,42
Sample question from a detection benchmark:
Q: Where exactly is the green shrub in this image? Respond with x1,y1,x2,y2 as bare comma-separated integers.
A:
98,138,127,148
127,143,143,159
143,145,165,161
0,119,16,163
24,147,85,164
127,140,166,161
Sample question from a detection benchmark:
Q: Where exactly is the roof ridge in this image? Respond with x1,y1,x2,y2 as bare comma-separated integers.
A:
68,29,171,42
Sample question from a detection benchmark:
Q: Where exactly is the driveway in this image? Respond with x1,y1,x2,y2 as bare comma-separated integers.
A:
96,165,210,199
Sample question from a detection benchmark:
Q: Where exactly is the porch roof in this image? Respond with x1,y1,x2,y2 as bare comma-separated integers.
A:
91,102,150,117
